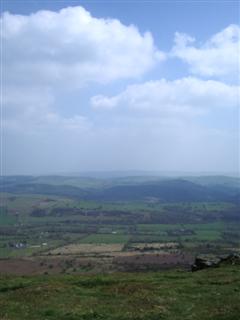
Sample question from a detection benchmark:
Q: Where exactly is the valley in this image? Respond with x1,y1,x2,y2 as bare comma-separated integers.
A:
0,175,239,275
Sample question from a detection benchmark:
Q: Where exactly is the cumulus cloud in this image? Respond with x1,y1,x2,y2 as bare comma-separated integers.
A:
2,6,164,88
2,5,165,138
171,24,240,79
91,77,239,116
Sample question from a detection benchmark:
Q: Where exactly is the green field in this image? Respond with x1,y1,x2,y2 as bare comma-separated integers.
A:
137,223,225,241
79,233,130,244
0,206,17,225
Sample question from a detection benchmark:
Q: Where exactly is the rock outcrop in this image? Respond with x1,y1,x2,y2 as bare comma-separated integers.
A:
191,253,240,271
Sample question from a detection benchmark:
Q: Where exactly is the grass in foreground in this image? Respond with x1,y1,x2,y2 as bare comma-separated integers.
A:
0,265,239,320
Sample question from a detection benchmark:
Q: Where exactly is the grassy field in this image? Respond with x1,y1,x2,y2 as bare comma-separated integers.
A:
0,265,239,320
0,214,17,225
137,223,224,241
79,233,130,244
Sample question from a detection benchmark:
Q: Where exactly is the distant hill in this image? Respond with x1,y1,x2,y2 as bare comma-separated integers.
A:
0,181,88,198
183,175,240,189
85,179,239,203
1,175,239,203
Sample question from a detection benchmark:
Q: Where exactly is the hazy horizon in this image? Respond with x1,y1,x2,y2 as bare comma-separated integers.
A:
2,1,239,175
2,170,239,179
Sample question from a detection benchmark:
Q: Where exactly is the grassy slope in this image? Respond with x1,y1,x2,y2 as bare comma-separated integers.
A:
0,265,239,320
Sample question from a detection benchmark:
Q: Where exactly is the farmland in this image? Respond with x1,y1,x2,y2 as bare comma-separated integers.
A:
0,175,239,320
0,175,239,274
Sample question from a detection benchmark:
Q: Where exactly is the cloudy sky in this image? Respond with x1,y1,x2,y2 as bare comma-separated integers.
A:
1,1,239,175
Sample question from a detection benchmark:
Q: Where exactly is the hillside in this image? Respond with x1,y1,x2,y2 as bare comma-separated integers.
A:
0,265,239,320
86,179,239,202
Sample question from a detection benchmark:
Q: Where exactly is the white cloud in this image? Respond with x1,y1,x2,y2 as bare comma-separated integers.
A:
2,6,165,138
91,77,239,116
2,6,164,88
171,24,240,79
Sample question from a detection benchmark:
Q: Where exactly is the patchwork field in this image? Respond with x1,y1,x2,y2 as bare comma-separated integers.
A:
0,191,239,275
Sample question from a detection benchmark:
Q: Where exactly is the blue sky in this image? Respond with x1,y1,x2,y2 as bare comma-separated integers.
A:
3,1,239,43
2,1,239,174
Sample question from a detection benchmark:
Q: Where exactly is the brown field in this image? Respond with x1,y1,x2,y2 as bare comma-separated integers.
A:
128,242,179,251
47,242,180,257
0,251,194,275
48,243,124,255
0,256,112,275
0,241,194,275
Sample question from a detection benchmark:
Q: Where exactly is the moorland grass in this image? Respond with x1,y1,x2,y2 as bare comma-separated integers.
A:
0,265,239,320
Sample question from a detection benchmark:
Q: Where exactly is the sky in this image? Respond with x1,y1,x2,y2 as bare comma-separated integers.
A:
1,0,240,175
